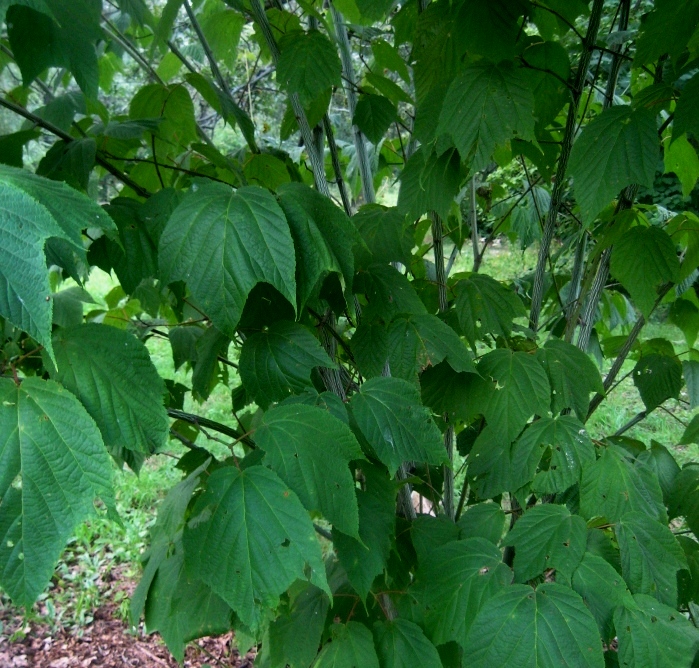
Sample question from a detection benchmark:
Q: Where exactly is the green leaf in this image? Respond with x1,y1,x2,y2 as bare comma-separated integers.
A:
268,583,330,668
503,505,587,583
536,339,604,420
411,515,461,563
454,274,526,350
349,376,447,476
632,353,683,411
464,583,604,668
239,321,336,409
412,538,512,648
615,594,699,668
144,549,232,662
182,465,329,631
635,0,699,65
387,314,476,383
51,324,168,457
0,165,109,361
637,441,680,505
159,183,297,337
355,264,427,322
571,552,632,642
353,94,397,145
510,416,595,494
313,622,380,668
580,445,667,523
568,107,658,224
351,321,389,379
616,511,687,606
373,619,442,668
0,377,114,607
7,1,100,98
332,463,395,601
477,348,551,443
0,130,40,168
674,73,699,142
669,464,699,538
191,326,229,402
671,300,699,350
397,146,461,222
352,205,413,269
610,226,680,317
200,9,244,69
522,40,571,127
129,83,198,155
371,40,410,83
277,30,341,105
437,61,535,172
277,182,357,313
457,502,506,545
666,135,699,197
36,138,96,191
256,403,363,537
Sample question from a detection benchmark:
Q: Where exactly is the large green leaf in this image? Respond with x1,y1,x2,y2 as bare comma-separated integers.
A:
674,73,699,142
277,183,357,313
51,324,168,457
313,622,380,668
616,511,687,607
0,377,114,607
268,583,330,668
7,1,101,98
457,502,506,546
536,340,604,420
373,619,442,668
256,403,363,537
510,416,596,495
571,552,632,642
568,106,658,224
503,505,587,583
610,226,680,317
412,538,512,648
387,314,476,382
277,30,341,105
349,376,447,476
634,0,699,65
239,321,336,409
454,274,526,350
476,349,551,443
522,40,571,127
580,445,666,523
353,94,397,145
455,0,529,62
632,352,683,411
397,146,461,222
0,165,109,360
332,463,396,601
144,549,232,662
437,61,535,171
463,583,604,668
668,464,699,538
614,594,699,668
352,205,413,269
200,8,244,69
182,465,329,630
159,183,297,337
355,264,427,322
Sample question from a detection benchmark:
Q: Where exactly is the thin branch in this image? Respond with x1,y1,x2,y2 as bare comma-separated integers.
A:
0,97,152,198
613,410,647,437
166,408,256,449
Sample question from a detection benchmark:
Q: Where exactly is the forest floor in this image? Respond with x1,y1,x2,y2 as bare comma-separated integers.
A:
1,243,697,665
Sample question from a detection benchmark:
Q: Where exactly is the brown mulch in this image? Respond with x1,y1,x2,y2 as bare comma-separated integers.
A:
0,565,255,668
0,611,255,668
